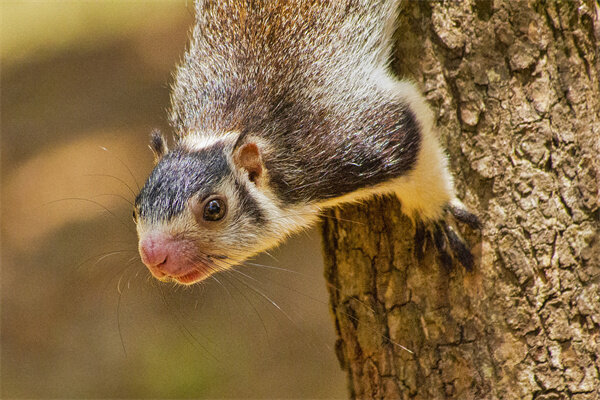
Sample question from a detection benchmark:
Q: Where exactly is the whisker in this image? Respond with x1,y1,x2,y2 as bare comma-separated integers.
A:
261,249,279,263
212,258,379,318
241,260,374,313
269,211,365,226
154,283,220,362
99,258,141,298
84,173,137,198
223,267,324,352
93,250,138,268
45,197,135,234
146,249,414,353
242,264,413,354
318,213,366,226
73,249,136,272
191,254,381,321
209,274,240,335
214,268,272,343
222,259,413,353
91,193,134,207
99,146,141,191
116,271,128,358
127,255,141,264
190,259,268,335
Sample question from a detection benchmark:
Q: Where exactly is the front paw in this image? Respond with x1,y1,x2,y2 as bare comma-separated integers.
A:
414,203,480,271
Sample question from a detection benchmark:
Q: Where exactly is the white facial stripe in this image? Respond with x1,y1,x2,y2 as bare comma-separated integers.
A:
180,131,238,152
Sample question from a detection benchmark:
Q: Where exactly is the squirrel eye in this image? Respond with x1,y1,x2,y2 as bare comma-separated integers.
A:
203,198,226,221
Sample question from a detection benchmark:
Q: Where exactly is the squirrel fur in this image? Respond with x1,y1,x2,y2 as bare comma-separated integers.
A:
133,0,480,285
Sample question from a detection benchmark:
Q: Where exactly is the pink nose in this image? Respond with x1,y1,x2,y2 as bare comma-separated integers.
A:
139,232,200,281
139,234,169,268
138,232,212,284
139,233,186,279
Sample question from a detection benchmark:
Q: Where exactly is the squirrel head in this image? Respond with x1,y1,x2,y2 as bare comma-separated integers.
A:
133,131,311,285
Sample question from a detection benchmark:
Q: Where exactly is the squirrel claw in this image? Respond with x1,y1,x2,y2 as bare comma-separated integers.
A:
413,205,480,271
447,203,482,230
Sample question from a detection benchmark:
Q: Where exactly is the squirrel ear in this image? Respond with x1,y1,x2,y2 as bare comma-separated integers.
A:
234,142,263,185
149,130,168,164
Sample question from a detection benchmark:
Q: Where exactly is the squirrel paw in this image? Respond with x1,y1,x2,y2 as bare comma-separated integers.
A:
414,204,481,271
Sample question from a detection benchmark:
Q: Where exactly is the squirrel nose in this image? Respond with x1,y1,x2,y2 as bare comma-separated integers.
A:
139,232,196,279
139,234,169,269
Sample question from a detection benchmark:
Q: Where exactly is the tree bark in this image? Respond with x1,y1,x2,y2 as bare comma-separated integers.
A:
321,1,600,398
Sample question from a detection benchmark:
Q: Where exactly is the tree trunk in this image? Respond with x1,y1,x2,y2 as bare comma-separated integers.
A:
321,1,600,398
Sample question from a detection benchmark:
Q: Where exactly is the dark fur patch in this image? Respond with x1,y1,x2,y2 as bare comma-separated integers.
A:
232,177,264,224
263,100,421,204
135,144,229,222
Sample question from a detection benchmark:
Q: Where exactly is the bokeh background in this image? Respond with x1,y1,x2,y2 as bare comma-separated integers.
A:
1,2,346,398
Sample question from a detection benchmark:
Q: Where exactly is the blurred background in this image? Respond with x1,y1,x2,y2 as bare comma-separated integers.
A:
1,2,346,398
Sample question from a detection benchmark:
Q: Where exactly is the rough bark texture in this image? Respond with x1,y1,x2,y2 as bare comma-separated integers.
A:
321,1,600,398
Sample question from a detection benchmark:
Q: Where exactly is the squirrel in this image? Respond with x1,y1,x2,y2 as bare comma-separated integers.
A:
133,0,481,285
